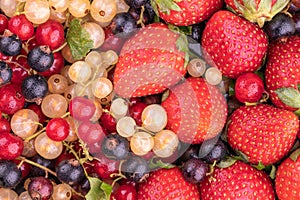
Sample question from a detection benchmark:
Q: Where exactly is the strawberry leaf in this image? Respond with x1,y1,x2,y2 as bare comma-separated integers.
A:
275,87,300,108
85,177,112,200
252,161,265,170
289,148,300,162
216,156,237,168
149,158,175,169
66,19,94,60
269,165,276,179
151,0,182,15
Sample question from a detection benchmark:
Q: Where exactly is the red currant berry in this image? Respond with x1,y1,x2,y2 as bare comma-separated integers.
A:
8,14,34,41
100,28,125,54
235,72,265,103
129,102,147,126
39,52,64,77
0,83,25,115
13,159,31,179
0,14,8,34
112,184,138,200
0,51,11,61
0,132,24,160
27,103,47,124
46,118,70,141
100,112,117,133
69,97,96,121
35,19,65,50
27,36,38,51
0,117,11,133
10,62,29,84
92,154,119,179
78,121,105,144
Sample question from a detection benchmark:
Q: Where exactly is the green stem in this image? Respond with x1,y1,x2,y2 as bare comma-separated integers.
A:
24,127,46,142
17,157,57,176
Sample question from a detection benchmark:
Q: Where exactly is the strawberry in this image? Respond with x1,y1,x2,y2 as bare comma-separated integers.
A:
199,160,275,199
161,77,227,144
225,0,289,27
113,23,187,98
265,36,300,111
137,167,200,199
201,10,268,79
275,148,300,200
227,104,299,165
151,0,224,26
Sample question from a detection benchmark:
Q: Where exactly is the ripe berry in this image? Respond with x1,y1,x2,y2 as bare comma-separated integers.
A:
7,14,34,41
0,61,12,86
21,74,48,104
111,184,138,200
69,97,96,121
177,144,200,164
0,132,24,160
121,155,149,183
10,56,30,84
129,102,147,126
101,133,130,160
100,111,117,133
0,160,22,188
0,32,22,56
0,14,8,34
92,154,119,179
13,160,31,180
0,83,25,115
202,139,227,164
27,103,47,124
110,12,137,38
27,45,54,72
77,121,105,144
235,72,265,103
28,176,53,200
46,118,70,141
125,0,149,8
0,117,10,133
39,52,64,77
31,154,55,177
56,159,85,186
181,158,209,184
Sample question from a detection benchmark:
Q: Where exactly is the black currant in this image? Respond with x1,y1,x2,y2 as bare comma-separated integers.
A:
264,13,295,40
0,160,22,188
181,158,209,184
203,139,227,164
128,7,152,26
293,12,300,34
101,133,129,160
177,144,200,164
0,32,22,56
28,176,53,200
125,0,149,8
0,61,12,86
110,12,137,38
21,74,48,104
27,46,54,72
121,155,149,183
190,22,206,42
56,159,85,186
31,155,55,177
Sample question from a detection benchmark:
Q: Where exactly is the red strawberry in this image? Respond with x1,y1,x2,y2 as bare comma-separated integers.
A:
201,10,268,79
114,23,187,98
225,0,289,27
161,77,227,144
265,36,300,111
138,167,200,199
151,0,224,26
275,148,300,200
227,104,299,165
199,160,275,199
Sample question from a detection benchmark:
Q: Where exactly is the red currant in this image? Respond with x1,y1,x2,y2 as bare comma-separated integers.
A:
235,72,265,103
0,117,11,133
0,84,25,115
111,184,138,200
129,102,147,126
100,111,117,133
27,103,47,124
69,97,96,121
0,14,8,34
78,121,105,144
8,14,34,41
0,132,24,160
46,118,70,141
92,154,119,179
35,19,65,50
13,159,31,180
39,52,64,77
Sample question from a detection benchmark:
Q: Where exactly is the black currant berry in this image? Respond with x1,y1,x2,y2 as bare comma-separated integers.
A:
125,0,149,8
0,160,22,188
181,158,209,184
28,176,53,200
0,33,22,56
0,61,12,86
101,133,129,160
27,46,54,72
264,13,295,40
56,159,85,186
190,22,206,42
293,12,300,34
177,144,200,164
121,155,149,183
21,74,48,104
31,154,55,177
110,12,137,38
203,140,227,164
128,7,152,26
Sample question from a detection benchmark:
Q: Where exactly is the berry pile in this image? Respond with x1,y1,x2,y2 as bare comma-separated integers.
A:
0,0,300,200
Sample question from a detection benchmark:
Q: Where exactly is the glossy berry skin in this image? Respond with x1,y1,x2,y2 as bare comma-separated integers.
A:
128,102,147,126
56,159,85,186
39,52,64,77
46,118,70,141
0,132,24,160
200,161,275,200
101,133,129,160
10,56,30,84
35,19,65,50
0,34,22,56
92,154,119,179
78,121,105,145
125,0,148,8
31,154,55,177
7,14,34,41
110,12,137,38
100,112,117,133
0,160,22,188
21,74,48,104
0,83,25,115
202,10,268,78
121,156,149,183
228,104,299,165
69,97,96,121
235,72,265,103
27,103,47,124
99,28,125,54
275,149,300,200
28,176,53,200
138,167,200,199
111,184,138,200
202,139,227,164
181,158,209,184
0,14,8,34
13,159,31,180
0,117,11,133
0,61,12,86
27,45,54,72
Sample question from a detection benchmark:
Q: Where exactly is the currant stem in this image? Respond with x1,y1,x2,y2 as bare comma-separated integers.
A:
60,112,70,119
17,156,57,176
24,127,46,142
137,6,145,28
53,42,67,53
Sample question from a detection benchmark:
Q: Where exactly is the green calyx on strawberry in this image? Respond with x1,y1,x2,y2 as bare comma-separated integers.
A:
225,0,290,27
151,0,224,26
201,10,268,79
227,104,299,166
161,77,227,144
113,23,190,98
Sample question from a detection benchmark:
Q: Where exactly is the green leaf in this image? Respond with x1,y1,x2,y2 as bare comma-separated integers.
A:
66,19,94,60
289,148,300,162
175,33,189,68
275,87,300,108
152,0,182,15
229,79,235,96
269,165,276,180
252,161,265,170
216,156,237,168
85,177,112,200
149,158,175,169
168,24,192,35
